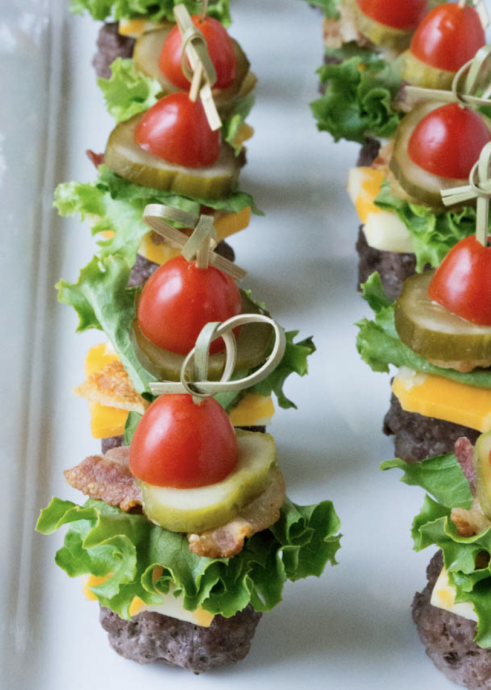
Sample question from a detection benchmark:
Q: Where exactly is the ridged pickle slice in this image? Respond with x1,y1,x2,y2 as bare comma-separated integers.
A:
105,114,241,199
139,429,279,533
395,271,491,366
473,431,491,521
132,291,274,381
400,50,455,90
389,103,484,210
133,28,252,111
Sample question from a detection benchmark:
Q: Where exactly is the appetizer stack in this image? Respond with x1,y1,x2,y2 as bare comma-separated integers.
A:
305,0,491,687
37,0,341,674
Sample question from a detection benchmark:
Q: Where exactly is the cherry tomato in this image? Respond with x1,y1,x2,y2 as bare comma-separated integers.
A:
137,255,242,355
160,16,236,91
134,93,220,168
408,104,491,180
356,0,428,30
129,394,238,488
428,236,491,326
410,5,485,73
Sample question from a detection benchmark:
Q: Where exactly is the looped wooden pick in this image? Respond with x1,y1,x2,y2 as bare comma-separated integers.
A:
404,45,491,109
149,314,287,400
441,142,491,247
200,0,208,22
143,203,247,280
174,4,221,131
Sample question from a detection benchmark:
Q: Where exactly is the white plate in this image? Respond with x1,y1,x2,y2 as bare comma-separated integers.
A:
1,0,456,688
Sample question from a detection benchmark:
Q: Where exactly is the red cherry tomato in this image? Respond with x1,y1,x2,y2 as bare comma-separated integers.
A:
129,394,238,488
138,255,242,355
428,236,491,326
159,16,237,91
356,0,428,30
410,5,485,73
134,93,220,168
408,104,491,180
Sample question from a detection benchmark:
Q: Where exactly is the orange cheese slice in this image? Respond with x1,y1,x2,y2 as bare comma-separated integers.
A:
392,368,491,432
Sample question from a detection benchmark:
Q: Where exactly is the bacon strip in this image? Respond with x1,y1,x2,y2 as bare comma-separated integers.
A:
455,437,476,496
188,469,286,558
64,447,142,512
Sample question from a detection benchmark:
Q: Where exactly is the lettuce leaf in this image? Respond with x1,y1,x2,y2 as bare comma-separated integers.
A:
36,496,341,620
298,0,340,18
57,254,156,396
97,58,162,124
383,453,491,648
375,181,480,271
249,332,316,410
54,166,261,266
69,0,231,25
357,272,491,389
221,93,256,155
381,454,474,511
311,49,402,144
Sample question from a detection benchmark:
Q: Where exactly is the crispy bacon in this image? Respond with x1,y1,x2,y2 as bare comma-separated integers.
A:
455,437,476,496
64,447,142,512
86,149,105,168
65,451,286,558
188,469,286,558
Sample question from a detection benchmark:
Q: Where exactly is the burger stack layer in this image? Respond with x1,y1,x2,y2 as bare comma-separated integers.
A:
37,0,342,674
307,0,491,687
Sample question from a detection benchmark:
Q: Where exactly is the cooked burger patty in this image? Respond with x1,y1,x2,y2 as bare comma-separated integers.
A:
99,605,262,673
383,393,480,463
128,240,236,287
356,138,381,168
413,551,491,689
356,227,419,301
93,23,136,79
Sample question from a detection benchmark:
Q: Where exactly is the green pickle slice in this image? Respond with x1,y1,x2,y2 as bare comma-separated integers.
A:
139,429,279,533
133,290,274,381
400,50,455,90
133,27,254,114
389,103,481,209
105,113,241,199
395,271,491,367
473,431,491,521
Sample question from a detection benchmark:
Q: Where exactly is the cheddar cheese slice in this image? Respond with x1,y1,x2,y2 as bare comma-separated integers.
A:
392,367,491,432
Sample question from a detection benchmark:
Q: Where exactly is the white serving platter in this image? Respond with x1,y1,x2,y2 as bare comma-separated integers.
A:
1,0,459,688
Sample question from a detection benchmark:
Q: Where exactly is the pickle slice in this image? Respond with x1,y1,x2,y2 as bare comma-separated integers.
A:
132,290,274,381
400,50,455,90
353,3,412,51
105,113,240,199
395,271,491,368
139,429,278,533
389,103,490,209
133,28,252,112
473,431,491,520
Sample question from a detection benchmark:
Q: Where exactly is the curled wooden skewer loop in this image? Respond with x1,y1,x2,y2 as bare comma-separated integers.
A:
149,314,287,398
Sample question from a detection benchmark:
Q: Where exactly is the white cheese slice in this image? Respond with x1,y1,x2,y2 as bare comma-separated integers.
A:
431,568,478,623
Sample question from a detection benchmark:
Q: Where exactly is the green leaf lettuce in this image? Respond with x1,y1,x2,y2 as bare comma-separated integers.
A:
383,453,491,648
69,0,231,25
36,496,341,620
375,181,482,272
54,166,261,267
311,48,402,144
